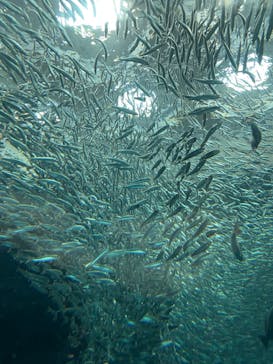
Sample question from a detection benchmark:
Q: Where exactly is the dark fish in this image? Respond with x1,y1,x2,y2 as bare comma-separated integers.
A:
200,150,220,161
183,147,204,162
169,226,183,243
113,106,138,115
206,229,218,237
167,205,184,218
166,244,183,261
191,241,211,257
183,94,220,101
190,219,209,240
165,142,177,160
201,123,221,148
188,105,220,116
260,306,273,349
152,124,169,137
166,193,180,208
266,1,273,41
151,159,162,170
231,222,243,261
127,199,148,212
250,123,262,150
175,162,191,179
196,175,213,191
154,165,166,180
140,210,160,228
222,39,237,71
187,158,206,176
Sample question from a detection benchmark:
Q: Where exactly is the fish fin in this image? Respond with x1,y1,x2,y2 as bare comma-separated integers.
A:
259,335,269,349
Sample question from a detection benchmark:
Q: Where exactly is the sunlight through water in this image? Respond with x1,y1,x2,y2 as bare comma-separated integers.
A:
221,54,272,92
59,0,125,31
117,86,155,117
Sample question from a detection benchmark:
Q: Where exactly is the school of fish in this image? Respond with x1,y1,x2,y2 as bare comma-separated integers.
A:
0,0,273,363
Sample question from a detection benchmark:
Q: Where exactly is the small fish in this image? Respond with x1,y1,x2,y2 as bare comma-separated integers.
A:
206,229,218,237
175,162,191,179
144,262,163,269
266,2,273,41
189,106,220,116
167,205,184,218
151,159,162,170
183,147,204,161
127,199,148,211
166,244,183,261
84,249,109,268
141,209,160,228
113,106,138,115
200,150,220,161
183,94,220,101
120,56,149,66
190,219,209,240
200,124,221,148
187,158,206,176
231,222,243,261
191,241,211,257
152,124,169,137
31,256,57,263
106,249,146,258
159,340,174,349
154,165,166,180
169,226,183,243
196,175,213,190
166,193,180,208
104,22,109,38
250,123,262,150
260,306,273,349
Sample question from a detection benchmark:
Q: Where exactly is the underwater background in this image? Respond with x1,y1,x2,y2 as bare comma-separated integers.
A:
0,0,273,363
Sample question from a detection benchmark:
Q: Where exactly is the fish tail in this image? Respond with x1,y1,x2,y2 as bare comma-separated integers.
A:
259,335,269,349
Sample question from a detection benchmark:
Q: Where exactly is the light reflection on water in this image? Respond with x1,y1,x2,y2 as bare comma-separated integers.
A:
58,0,125,32
220,54,272,92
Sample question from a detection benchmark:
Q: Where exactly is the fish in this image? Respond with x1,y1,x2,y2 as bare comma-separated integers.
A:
141,209,160,228
166,193,180,208
166,244,183,261
175,162,191,179
183,94,220,101
183,147,204,162
190,219,209,241
127,199,148,212
120,56,149,66
0,1,270,362
167,205,184,219
266,1,273,41
188,105,221,116
112,105,138,115
31,256,57,263
187,158,206,176
196,175,213,191
259,306,273,349
191,241,211,257
200,150,220,161
154,165,166,180
151,159,162,170
250,123,262,150
84,249,109,268
152,124,169,137
231,222,243,261
200,124,221,148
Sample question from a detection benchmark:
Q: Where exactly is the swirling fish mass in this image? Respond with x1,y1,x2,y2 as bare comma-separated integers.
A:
0,0,273,363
